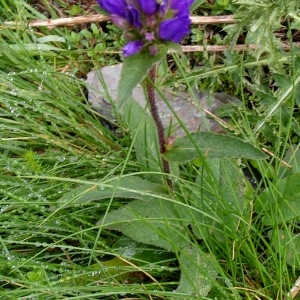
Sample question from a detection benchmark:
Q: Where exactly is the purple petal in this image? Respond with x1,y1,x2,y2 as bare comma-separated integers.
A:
171,0,194,10
97,0,127,17
123,40,143,57
171,0,194,16
159,16,191,43
125,5,142,28
138,0,157,15
158,0,169,14
110,14,129,30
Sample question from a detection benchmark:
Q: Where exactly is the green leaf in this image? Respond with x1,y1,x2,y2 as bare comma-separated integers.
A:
256,174,300,225
174,246,218,298
36,35,66,43
179,158,252,241
27,268,47,284
118,48,167,108
58,176,166,207
113,236,175,264
122,99,162,182
269,229,300,269
162,132,267,163
97,198,190,252
8,43,64,52
190,0,206,11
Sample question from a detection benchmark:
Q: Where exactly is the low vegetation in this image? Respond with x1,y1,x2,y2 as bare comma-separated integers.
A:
0,0,299,299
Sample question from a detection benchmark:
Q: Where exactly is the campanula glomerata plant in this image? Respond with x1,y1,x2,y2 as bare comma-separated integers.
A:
98,0,194,187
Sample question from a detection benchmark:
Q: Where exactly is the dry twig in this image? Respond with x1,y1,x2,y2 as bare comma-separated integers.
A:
285,276,300,300
3,14,235,28
3,14,109,28
191,15,235,24
181,42,300,52
261,148,292,168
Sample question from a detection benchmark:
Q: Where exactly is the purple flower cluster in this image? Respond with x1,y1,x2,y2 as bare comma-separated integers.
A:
98,0,194,57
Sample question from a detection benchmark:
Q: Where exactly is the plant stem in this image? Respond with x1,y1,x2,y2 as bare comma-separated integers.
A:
147,65,172,188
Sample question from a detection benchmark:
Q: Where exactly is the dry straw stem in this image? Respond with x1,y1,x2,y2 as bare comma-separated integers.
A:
182,42,300,52
3,14,235,28
3,14,299,52
285,275,300,300
3,14,109,28
261,148,292,168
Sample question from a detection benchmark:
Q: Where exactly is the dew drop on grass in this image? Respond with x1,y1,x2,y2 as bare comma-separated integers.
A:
69,156,78,162
9,90,18,96
98,185,105,191
224,277,233,287
57,156,66,162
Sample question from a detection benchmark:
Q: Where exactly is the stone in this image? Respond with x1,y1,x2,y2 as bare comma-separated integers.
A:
86,64,240,137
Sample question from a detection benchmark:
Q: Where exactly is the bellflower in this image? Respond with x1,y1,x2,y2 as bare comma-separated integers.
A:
98,0,194,57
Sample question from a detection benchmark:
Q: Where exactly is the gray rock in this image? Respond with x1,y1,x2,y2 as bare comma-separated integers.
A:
86,64,240,137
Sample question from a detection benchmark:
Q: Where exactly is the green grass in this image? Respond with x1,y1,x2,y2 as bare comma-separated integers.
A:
1,0,299,299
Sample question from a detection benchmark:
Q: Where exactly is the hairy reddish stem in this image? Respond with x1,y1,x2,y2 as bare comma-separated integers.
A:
146,66,172,188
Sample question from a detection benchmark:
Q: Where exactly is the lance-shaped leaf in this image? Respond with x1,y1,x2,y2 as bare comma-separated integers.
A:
255,173,300,225
97,198,190,252
58,176,167,207
268,229,300,269
118,48,167,108
162,132,267,163
175,245,218,298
